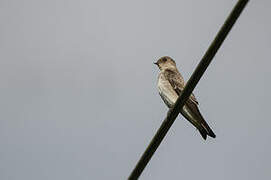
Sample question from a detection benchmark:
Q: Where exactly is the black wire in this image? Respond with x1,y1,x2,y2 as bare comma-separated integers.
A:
128,0,249,179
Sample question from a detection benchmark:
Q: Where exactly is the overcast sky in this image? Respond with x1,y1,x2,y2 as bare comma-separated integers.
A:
1,0,271,179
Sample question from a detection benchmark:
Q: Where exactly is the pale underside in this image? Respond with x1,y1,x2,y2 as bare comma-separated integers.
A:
157,72,195,122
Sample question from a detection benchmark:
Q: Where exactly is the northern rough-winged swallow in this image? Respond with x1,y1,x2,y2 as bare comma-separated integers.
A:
154,56,216,140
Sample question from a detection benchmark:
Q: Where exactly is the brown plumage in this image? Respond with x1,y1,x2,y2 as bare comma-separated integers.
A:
155,56,216,140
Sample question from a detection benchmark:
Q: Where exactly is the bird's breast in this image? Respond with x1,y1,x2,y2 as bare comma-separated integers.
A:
157,73,178,108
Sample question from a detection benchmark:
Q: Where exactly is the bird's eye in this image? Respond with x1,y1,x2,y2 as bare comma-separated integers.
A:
162,58,167,62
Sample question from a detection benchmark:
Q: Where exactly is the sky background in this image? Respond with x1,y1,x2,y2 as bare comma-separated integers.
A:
1,0,270,179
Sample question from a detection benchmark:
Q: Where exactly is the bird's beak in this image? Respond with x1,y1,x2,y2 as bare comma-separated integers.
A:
154,62,158,65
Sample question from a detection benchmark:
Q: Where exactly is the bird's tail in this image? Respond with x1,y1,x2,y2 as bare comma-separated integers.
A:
198,122,216,140
180,104,216,140
198,127,208,140
180,111,211,140
201,121,216,138
188,102,216,140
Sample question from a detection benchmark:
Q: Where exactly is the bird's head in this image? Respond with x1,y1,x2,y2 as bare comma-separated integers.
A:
154,56,176,70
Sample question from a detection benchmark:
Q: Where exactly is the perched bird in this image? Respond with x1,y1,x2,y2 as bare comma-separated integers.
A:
154,56,216,140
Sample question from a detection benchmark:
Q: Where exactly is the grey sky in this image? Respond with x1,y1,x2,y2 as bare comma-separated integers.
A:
0,0,270,179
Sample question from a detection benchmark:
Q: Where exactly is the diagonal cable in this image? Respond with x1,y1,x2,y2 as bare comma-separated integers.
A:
129,0,249,179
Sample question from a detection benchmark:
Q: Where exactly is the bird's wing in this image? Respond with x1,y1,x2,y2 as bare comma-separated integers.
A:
190,93,198,105
164,69,198,105
164,69,216,139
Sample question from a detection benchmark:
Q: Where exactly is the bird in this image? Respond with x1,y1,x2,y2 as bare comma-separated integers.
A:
154,56,216,140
